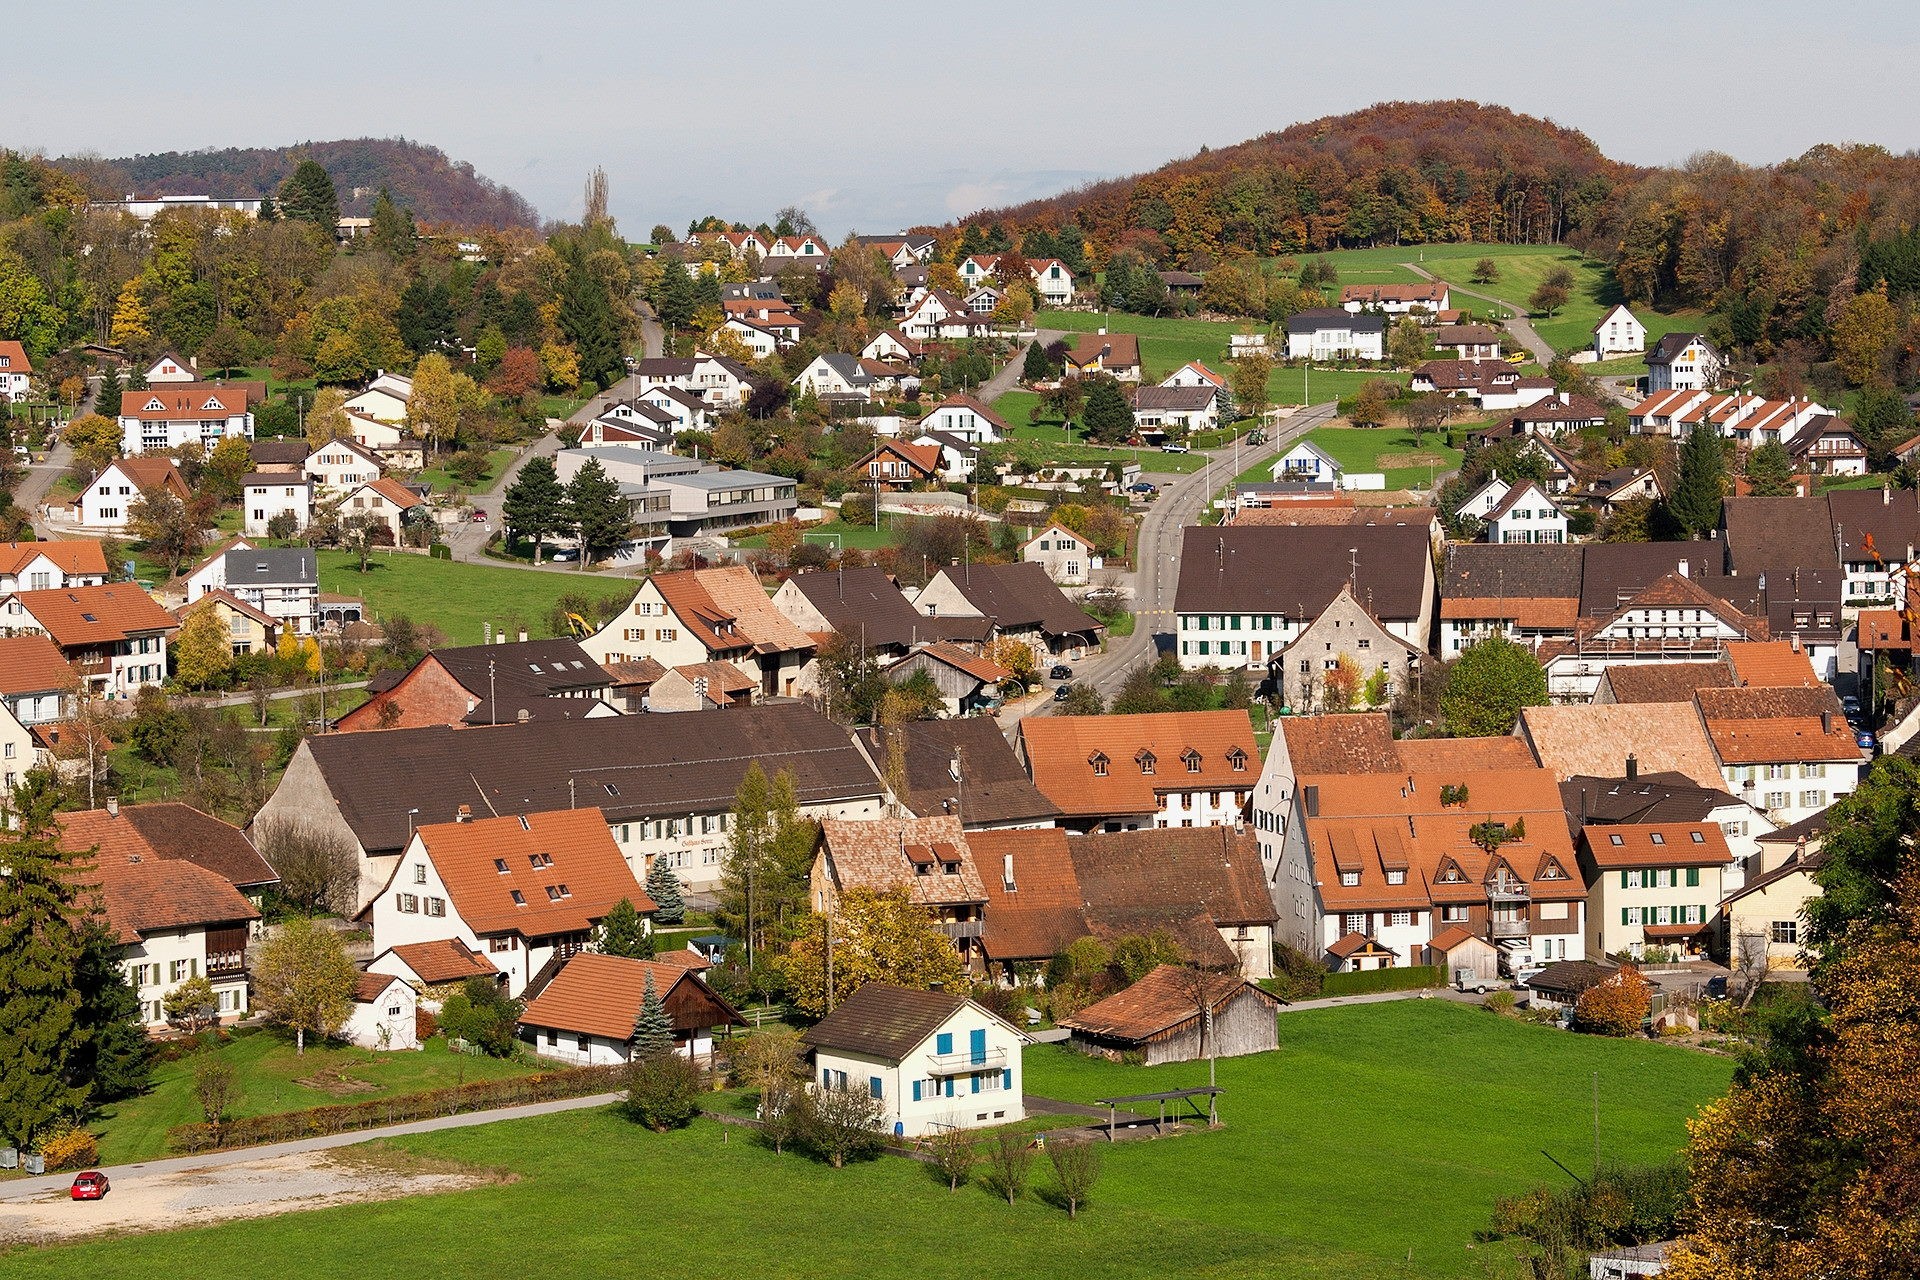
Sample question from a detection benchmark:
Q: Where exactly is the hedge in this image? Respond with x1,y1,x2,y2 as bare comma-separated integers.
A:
166,1063,628,1154
1319,965,1446,997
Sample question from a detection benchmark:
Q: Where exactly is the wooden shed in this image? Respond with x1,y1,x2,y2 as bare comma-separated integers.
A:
1059,964,1282,1066
1425,924,1500,987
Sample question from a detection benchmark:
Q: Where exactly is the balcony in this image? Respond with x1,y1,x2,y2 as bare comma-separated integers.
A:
927,1046,1009,1075
1489,919,1530,940
936,920,984,940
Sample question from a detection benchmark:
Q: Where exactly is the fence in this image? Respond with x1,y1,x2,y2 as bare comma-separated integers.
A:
166,1063,628,1154
1318,965,1446,997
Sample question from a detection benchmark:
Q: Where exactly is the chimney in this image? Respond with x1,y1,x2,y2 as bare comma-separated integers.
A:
1791,633,1801,653
456,804,473,823
1822,711,1834,734
106,796,119,818
1003,854,1016,892
1677,559,1689,579
1303,784,1320,817
1625,753,1638,781
1885,485,1892,506
517,708,531,723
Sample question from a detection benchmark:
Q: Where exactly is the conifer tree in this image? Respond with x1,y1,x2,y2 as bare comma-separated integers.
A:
279,158,339,231
559,260,622,389
565,456,630,565
502,454,567,563
0,800,89,1148
646,857,687,925
1667,423,1728,537
599,897,655,960
67,920,152,1104
630,973,675,1059
97,363,122,418
1021,341,1052,383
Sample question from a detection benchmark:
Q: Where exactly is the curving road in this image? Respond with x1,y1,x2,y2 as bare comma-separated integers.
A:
1404,263,1555,365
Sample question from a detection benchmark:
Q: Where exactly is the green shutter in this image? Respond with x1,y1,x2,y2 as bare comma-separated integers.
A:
1621,907,1629,926
1687,867,1700,887
1620,871,1629,889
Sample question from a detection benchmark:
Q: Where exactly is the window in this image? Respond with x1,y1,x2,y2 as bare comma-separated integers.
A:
1183,749,1201,773
494,858,509,874
397,893,419,914
657,628,678,642
1770,919,1799,945
868,1076,883,1100
1090,753,1108,777
1342,912,1366,935
1339,871,1360,887
1137,751,1155,776
412,864,427,884
1441,905,1469,923
1386,870,1406,885
510,890,527,906
1390,911,1412,927
169,959,195,982
426,897,446,917
1800,790,1825,809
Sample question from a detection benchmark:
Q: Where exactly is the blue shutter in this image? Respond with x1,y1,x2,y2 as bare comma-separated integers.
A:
869,1076,883,1100
912,1080,922,1102
971,1073,981,1094
1003,1068,1013,1090
936,1032,953,1055
969,1028,987,1064
822,1067,831,1087
945,1077,954,1098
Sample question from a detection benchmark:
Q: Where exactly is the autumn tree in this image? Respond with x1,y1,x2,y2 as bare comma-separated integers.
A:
1386,316,1431,368
173,602,234,689
1470,257,1500,285
1228,351,1272,426
252,817,360,915
250,916,357,1053
205,434,254,500
1572,965,1651,1036
1440,636,1547,736
1528,264,1575,316
407,352,465,457
1349,378,1395,429
719,764,817,963
781,886,966,1017
1832,286,1899,386
163,974,219,1035
1322,654,1363,712
64,413,122,478
303,386,352,447
128,487,214,576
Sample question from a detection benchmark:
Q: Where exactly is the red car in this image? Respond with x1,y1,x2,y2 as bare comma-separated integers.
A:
70,1171,109,1200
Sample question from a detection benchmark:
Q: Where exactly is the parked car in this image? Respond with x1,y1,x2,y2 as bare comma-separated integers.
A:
1858,730,1878,751
70,1171,109,1200
1127,482,1157,496
1160,443,1191,454
1049,664,1073,680
470,509,489,523
1083,586,1121,601
548,547,581,562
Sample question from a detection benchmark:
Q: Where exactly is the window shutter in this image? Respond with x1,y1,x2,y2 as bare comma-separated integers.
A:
936,1032,953,1055
1686,867,1700,887
1003,1068,1013,1090
971,1074,981,1095
912,1080,922,1102
945,1077,955,1098
1620,871,1629,889
1621,907,1629,926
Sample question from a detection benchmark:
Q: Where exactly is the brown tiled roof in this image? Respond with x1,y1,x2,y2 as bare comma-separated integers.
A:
1512,394,1606,425
1695,685,1859,764
818,814,986,906
1720,495,1844,576
0,634,75,694
865,440,943,476
653,566,815,657
183,588,278,630
892,641,1010,686
1433,324,1501,346
1232,505,1437,529
1443,543,1584,605
1067,827,1276,931
1279,715,1399,775
0,540,109,578
1560,773,1743,832
1393,736,1537,772
378,938,500,985
1439,596,1580,629
651,948,712,972
55,810,260,944
669,660,756,705
602,656,668,689
1064,332,1140,369
1519,703,1724,789
121,386,249,420
1018,710,1258,818
798,982,972,1060
1342,283,1447,305
354,971,406,1002
1524,959,1618,998
857,719,1062,828
1175,524,1433,621
1060,964,1280,1043
360,477,426,509
1723,641,1821,688
1579,823,1733,870
11,583,178,646
407,808,651,938
972,827,1086,961
932,562,1104,641
106,457,190,497
789,566,991,651
1601,662,1734,704
1132,385,1216,412
1427,923,1478,953
105,802,278,888
520,952,743,1040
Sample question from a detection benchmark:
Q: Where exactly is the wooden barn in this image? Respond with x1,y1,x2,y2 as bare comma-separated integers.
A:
1059,964,1282,1066
1425,924,1500,988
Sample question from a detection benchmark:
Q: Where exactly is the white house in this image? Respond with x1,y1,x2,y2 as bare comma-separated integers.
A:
793,353,875,401
367,808,650,1000
1698,685,1864,828
1133,385,1221,437
1028,258,1075,306
0,633,77,733
635,384,713,433
899,290,967,341
342,408,410,453
918,395,1006,444
1592,305,1647,359
579,564,816,703
141,351,199,383
1646,333,1723,393
1161,361,1228,392
519,952,744,1065
1022,523,1097,586
344,972,419,1050
345,372,414,424
303,438,383,497
75,458,189,533
1482,480,1568,545
1,582,175,697
862,329,925,364
1269,439,1343,486
186,546,320,637
720,316,783,358
241,473,314,537
1285,308,1385,361
118,386,253,455
798,983,1028,1137
1340,282,1450,316
0,700,33,793
0,539,109,594
1454,474,1512,522
338,477,429,541
0,340,33,401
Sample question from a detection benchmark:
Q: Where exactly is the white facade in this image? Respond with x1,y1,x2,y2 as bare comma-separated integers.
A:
345,373,414,424
143,354,198,383
721,317,782,358
243,478,314,537
118,391,253,455
304,440,382,497
1286,320,1384,361
792,355,872,400
1022,524,1096,586
1723,758,1862,830
919,400,1004,444
344,975,420,1050
0,702,34,795
1454,475,1512,522
121,930,250,1029
0,549,107,595
1269,440,1342,485
369,834,574,999
1592,305,1647,359
1485,482,1568,545
810,1007,1027,1138
1029,259,1074,306
1648,337,1722,393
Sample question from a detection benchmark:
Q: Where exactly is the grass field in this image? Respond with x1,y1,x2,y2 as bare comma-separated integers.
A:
990,390,1209,475
415,446,518,495
1237,425,1463,492
91,1028,543,1166
316,550,634,645
7,1003,1730,1280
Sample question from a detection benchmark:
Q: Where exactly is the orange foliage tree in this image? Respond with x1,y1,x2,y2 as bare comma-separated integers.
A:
1572,965,1651,1036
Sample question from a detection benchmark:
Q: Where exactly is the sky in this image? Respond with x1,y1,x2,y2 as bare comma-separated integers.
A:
8,1,1920,236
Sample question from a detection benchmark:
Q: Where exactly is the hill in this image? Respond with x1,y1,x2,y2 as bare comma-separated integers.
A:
54,137,538,229
967,100,1627,265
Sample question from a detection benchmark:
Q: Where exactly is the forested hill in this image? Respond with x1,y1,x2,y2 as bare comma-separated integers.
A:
53,137,538,229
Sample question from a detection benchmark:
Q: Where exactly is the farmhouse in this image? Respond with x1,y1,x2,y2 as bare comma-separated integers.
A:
1340,282,1449,316
338,638,615,732
912,561,1105,662
1021,523,1097,586
581,565,815,700
852,718,1061,831
1061,964,1282,1065
1285,308,1385,361
0,582,175,697
519,952,743,1064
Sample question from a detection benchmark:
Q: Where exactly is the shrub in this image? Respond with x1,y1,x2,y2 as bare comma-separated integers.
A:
925,1124,980,1191
1483,990,1518,1016
1047,1138,1101,1217
1574,966,1653,1037
194,1055,238,1125
622,1052,703,1132
1489,1162,1687,1276
802,1084,887,1168
38,1121,99,1172
439,976,522,1057
1267,943,1326,1001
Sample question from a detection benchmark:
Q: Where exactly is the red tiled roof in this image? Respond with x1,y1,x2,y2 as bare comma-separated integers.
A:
1059,964,1279,1043
0,540,109,578
520,952,743,1040
10,583,178,646
378,938,500,985
121,387,249,421
409,808,651,939
653,566,815,658
1695,686,1860,765
1017,710,1259,818
819,814,986,907
0,340,31,372
360,477,426,509
0,634,75,695
1723,641,1821,688
1579,823,1733,869
105,457,190,497
55,809,260,944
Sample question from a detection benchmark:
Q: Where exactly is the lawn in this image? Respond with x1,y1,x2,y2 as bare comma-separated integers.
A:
7,1002,1730,1280
316,550,634,646
90,1027,544,1166
1238,425,1463,492
414,446,518,495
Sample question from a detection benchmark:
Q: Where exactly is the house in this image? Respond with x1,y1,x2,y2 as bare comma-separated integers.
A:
631,354,753,408
117,385,254,455
581,565,814,700
1453,474,1513,523
520,952,743,1064
1062,333,1142,382
1696,685,1862,826
686,229,769,260
177,589,281,657
962,284,1002,316
55,802,274,1028
257,703,887,908
1274,583,1423,712
1576,464,1662,509
1505,393,1609,438
1268,439,1344,486
1592,305,1647,359
771,566,992,683
0,634,75,733
1724,487,1920,611
1174,523,1436,671
141,351,198,383
912,561,1105,662
241,473,314,537
303,438,383,497
1723,838,1823,971
811,815,988,964
0,540,109,594
1517,703,1727,791
337,477,428,541
0,582,175,697
799,982,1028,1137
851,718,1061,831
1482,480,1568,545
862,328,926,364
1577,823,1733,960
1561,768,1777,886
249,439,309,473
1285,308,1385,361
1521,958,1620,1012
337,638,615,732
972,825,1278,980
1438,542,1584,655
185,547,320,637
1161,361,1227,392
1028,258,1075,306
0,340,33,400
1158,270,1204,297
1645,333,1723,393
1626,391,1830,445
766,234,829,260
910,430,981,483
1411,360,1555,412
899,289,968,341
885,642,1012,717
75,457,189,532
368,807,651,999
344,973,419,1051
1539,571,1767,701
859,439,943,489
1021,523,1096,586
1341,282,1449,317
1784,415,1869,477
639,660,756,711
581,410,676,454
918,395,1007,444
854,233,937,266
633,383,714,433
720,316,785,358
1060,964,1282,1065
344,372,414,424
1132,385,1221,438
793,352,876,401
1016,709,1258,834
1430,324,1503,360
368,936,503,996
1285,761,1588,973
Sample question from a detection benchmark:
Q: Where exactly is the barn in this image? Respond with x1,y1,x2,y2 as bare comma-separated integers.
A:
1059,964,1283,1066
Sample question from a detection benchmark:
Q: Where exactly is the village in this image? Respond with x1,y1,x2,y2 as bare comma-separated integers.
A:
1,99,1916,1280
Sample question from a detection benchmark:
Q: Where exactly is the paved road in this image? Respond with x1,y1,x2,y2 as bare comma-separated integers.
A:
974,329,1063,404
1404,263,1556,364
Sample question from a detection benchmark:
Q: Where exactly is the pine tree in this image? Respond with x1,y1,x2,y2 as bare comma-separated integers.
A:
656,261,697,334
0,800,89,1148
630,972,675,1059
1667,424,1729,537
1021,341,1052,383
646,857,687,925
97,362,123,418
67,920,152,1104
369,188,417,259
559,260,622,389
565,457,630,565
256,194,278,222
1080,378,1135,445
502,455,568,563
279,158,339,231
599,897,655,960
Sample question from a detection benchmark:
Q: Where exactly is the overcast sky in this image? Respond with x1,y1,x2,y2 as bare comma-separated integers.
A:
8,1,1919,236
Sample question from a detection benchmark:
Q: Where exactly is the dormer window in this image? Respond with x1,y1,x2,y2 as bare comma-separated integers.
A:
510,890,526,906
1136,750,1156,776
1439,865,1466,884
1182,749,1202,774
1339,871,1360,887
494,858,509,873
1227,747,1248,773
1386,870,1406,886
1090,751,1109,777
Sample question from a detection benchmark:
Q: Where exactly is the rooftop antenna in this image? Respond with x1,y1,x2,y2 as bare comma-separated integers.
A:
1349,547,1359,592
